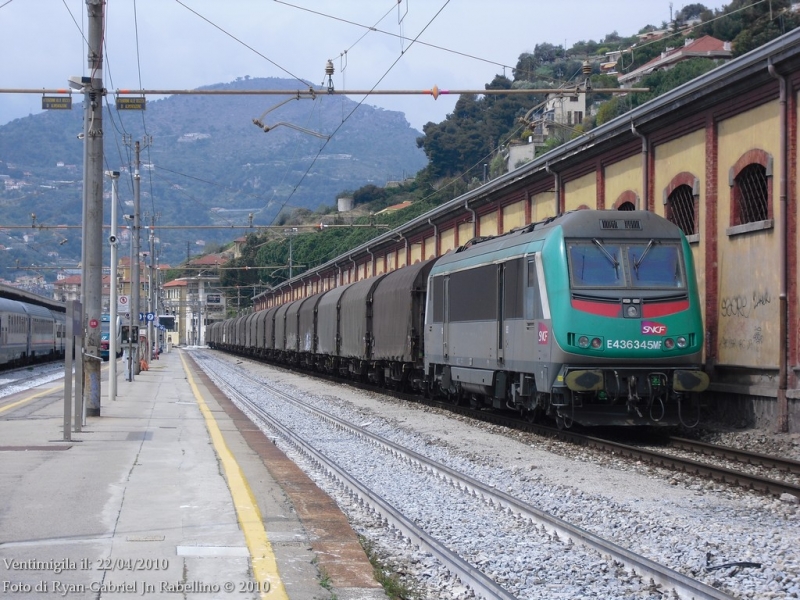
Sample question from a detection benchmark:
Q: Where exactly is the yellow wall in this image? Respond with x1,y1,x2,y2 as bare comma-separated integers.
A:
564,172,596,211
479,211,498,237
797,89,800,347
605,154,641,207
424,236,436,259
440,227,456,253
653,129,705,219
531,191,557,222
715,101,780,367
458,221,474,244
410,242,422,264
387,250,396,272
502,201,525,231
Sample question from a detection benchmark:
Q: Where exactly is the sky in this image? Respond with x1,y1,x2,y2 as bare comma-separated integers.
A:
0,0,730,132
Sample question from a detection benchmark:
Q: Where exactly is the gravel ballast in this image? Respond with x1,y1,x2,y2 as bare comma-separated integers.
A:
195,350,800,600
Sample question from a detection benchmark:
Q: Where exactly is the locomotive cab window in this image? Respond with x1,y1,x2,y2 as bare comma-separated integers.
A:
568,240,685,289
627,242,685,288
568,241,625,287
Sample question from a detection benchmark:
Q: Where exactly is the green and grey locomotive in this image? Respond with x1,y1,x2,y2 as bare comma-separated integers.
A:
209,210,709,427
424,210,708,427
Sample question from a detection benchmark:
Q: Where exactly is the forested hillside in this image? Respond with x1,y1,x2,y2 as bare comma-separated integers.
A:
0,77,426,275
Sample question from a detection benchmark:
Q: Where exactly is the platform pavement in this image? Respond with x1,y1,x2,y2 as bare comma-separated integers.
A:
0,349,387,600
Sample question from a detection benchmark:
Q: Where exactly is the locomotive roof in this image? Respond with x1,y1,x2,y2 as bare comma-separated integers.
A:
431,210,684,274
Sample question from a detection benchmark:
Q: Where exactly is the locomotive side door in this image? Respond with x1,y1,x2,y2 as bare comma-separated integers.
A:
525,254,551,383
442,275,449,360
497,264,504,364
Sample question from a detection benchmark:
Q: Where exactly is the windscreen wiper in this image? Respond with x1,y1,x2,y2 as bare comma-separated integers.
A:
633,239,656,271
592,238,619,268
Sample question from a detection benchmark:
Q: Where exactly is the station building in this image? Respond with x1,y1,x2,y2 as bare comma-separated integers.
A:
255,28,800,432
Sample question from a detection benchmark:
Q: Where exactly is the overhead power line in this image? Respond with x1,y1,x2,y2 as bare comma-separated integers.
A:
0,85,647,97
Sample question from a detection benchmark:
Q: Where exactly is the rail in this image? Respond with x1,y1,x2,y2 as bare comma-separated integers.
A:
202,354,734,600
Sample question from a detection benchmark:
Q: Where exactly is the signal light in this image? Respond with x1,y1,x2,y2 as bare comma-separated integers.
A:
591,337,602,349
664,338,675,349
677,336,687,348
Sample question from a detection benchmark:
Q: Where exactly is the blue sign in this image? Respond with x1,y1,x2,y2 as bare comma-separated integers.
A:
146,312,155,322
139,312,145,322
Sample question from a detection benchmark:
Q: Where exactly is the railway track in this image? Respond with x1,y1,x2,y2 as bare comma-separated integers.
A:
217,349,800,501
667,436,800,476
196,351,735,600
429,402,800,500
0,361,64,398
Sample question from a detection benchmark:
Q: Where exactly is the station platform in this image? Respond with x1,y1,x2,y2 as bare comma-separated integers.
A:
0,349,386,600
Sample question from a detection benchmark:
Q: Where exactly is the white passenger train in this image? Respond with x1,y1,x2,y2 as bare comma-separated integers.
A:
0,297,66,367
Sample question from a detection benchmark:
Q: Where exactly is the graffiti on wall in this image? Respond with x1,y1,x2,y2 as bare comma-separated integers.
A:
718,288,774,364
720,289,772,319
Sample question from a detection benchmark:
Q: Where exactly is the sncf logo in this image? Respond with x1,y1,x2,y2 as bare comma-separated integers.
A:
641,321,667,335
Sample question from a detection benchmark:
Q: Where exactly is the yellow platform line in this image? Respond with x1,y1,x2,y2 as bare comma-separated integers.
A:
0,384,61,415
179,352,288,600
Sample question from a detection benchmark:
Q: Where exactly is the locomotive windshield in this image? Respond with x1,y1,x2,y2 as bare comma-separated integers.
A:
568,240,685,289
569,240,625,287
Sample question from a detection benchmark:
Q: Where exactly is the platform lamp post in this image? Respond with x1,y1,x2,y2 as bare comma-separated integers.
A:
122,214,135,382
106,170,119,401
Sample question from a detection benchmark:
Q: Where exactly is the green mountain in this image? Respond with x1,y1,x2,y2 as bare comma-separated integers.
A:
0,77,427,278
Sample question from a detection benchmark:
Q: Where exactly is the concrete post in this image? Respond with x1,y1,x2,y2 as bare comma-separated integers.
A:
83,0,105,417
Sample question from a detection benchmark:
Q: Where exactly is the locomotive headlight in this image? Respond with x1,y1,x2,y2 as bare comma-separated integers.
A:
625,304,639,318
676,336,688,348
578,335,590,348
591,337,602,349
664,338,675,349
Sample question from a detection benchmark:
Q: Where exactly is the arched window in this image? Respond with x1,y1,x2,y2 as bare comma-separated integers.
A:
666,184,696,236
728,149,773,235
614,190,638,211
732,163,768,225
663,172,699,239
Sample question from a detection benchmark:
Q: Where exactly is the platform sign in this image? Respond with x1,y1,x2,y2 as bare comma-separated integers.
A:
42,96,72,110
69,300,83,334
116,96,146,110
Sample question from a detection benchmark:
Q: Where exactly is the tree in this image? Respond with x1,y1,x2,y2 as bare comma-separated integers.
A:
676,3,708,23
533,42,562,64
416,77,529,185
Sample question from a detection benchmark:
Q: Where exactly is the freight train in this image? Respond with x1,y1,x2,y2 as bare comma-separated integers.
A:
0,297,66,367
208,210,709,427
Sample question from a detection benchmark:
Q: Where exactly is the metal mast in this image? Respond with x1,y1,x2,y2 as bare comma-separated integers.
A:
82,0,105,416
